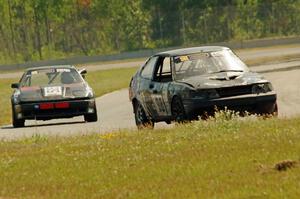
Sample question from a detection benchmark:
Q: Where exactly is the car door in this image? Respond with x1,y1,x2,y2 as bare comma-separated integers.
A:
138,56,159,116
148,56,173,118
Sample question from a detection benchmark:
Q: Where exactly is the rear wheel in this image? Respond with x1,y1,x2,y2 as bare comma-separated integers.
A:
12,117,25,128
171,96,188,123
84,105,98,122
84,112,98,122
12,106,25,128
134,101,154,130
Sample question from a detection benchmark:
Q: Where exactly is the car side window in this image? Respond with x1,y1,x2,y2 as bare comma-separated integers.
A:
162,58,171,73
141,57,158,79
153,57,172,82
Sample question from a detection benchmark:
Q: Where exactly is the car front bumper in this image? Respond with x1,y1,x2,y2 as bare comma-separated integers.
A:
13,98,96,120
182,91,277,117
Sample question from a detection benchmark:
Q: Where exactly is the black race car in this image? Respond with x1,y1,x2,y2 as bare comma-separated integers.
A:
129,46,277,129
11,65,98,128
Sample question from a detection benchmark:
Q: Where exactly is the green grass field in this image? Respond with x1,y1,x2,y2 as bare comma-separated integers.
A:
0,67,137,126
1,115,300,198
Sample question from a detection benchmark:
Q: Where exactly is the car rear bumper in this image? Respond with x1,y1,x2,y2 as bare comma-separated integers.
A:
14,98,96,120
182,91,277,117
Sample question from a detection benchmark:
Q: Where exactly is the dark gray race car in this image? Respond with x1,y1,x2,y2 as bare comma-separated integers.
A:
11,65,98,128
129,46,277,129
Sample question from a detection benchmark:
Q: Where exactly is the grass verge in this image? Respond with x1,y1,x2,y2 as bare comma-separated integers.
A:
0,67,137,125
1,115,300,198
0,78,17,126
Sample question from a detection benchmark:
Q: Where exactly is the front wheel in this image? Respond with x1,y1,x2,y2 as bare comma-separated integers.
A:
259,102,278,117
171,96,188,123
134,101,154,130
272,103,278,116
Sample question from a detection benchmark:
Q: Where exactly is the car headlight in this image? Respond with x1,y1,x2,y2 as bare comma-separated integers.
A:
206,89,220,99
190,89,219,99
252,83,273,94
189,90,205,99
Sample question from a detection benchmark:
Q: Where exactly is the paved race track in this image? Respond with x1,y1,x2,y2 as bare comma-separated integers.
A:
1,62,300,141
264,70,300,118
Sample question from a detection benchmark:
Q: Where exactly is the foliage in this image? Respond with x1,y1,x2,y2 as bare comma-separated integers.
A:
0,0,300,64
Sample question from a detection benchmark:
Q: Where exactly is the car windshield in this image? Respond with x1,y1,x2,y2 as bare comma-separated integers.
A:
173,49,249,80
20,68,83,87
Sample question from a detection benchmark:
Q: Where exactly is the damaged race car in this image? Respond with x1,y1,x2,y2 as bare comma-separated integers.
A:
129,46,277,129
11,65,98,128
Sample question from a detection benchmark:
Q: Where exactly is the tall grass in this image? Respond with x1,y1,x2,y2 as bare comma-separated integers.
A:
0,116,300,198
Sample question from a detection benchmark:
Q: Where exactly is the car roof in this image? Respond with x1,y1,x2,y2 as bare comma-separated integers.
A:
155,46,229,57
25,65,76,72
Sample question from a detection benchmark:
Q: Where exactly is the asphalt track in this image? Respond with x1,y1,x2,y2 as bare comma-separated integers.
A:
1,49,300,140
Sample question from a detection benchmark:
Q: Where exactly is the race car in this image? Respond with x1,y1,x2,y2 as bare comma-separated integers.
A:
11,65,98,128
129,46,277,129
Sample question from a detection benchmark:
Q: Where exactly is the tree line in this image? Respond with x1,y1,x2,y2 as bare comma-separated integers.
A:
0,0,299,64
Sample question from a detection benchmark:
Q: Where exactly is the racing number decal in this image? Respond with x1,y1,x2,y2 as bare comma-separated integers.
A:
152,94,167,116
44,86,63,97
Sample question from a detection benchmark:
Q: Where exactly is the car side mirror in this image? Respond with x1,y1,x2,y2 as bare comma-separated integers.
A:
79,69,87,79
11,83,19,89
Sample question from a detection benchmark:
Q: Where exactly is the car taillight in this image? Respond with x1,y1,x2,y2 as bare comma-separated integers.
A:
40,103,54,110
55,102,70,109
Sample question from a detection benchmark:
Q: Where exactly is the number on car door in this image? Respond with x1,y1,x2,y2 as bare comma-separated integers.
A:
149,56,172,117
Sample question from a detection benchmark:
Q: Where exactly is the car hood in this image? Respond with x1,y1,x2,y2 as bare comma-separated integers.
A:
18,83,90,102
176,71,267,89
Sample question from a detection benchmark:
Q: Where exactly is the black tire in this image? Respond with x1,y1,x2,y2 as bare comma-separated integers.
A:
259,102,278,117
171,96,188,123
84,112,98,122
84,105,98,122
272,103,278,116
134,101,154,130
12,117,25,128
12,107,25,128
